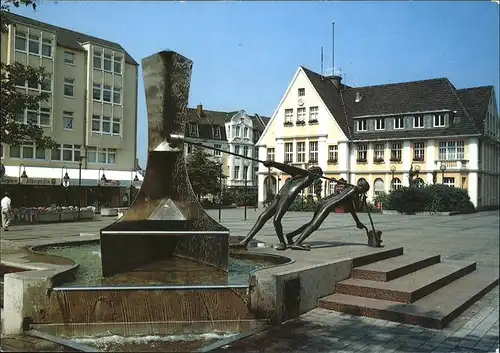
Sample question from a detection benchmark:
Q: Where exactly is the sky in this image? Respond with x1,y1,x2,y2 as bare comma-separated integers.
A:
10,1,500,168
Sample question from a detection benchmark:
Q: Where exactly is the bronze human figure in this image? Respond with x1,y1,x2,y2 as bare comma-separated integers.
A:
286,178,382,250
231,161,323,250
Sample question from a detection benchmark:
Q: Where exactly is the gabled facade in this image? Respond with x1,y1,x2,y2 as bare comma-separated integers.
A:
257,66,500,209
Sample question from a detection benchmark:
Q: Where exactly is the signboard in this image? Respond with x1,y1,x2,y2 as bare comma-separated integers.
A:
26,178,58,186
101,180,121,187
1,176,18,185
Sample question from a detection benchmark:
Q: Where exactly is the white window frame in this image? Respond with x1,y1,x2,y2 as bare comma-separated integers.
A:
244,127,249,138
233,166,240,180
297,108,306,123
413,115,424,128
16,74,52,92
64,51,75,65
235,145,240,155
392,177,402,190
309,106,319,122
91,115,121,136
9,142,46,160
51,144,82,162
267,148,275,161
374,178,385,196
103,85,112,103
41,38,52,57
214,144,222,156
63,111,74,130
235,126,240,136
328,145,338,162
375,118,385,130
93,50,103,70
309,141,318,162
297,142,306,163
113,87,122,105
357,144,368,161
413,142,425,161
64,78,75,98
243,166,249,181
394,117,404,129
391,142,402,161
103,53,112,72
284,143,293,163
438,141,465,160
87,147,117,165
434,114,445,127
443,177,455,187
16,107,51,127
357,119,367,131
374,143,385,160
15,31,27,52
113,55,122,74
243,145,249,157
298,88,305,97
284,109,293,123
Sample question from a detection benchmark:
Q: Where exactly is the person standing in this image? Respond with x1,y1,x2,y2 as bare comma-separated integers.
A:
1,192,12,231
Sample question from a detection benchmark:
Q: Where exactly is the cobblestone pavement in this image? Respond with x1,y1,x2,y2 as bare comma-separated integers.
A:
214,286,499,353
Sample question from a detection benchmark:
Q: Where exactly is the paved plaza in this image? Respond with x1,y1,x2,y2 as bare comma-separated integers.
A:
1,210,499,352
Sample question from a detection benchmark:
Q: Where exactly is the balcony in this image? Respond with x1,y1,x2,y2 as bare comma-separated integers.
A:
435,159,469,170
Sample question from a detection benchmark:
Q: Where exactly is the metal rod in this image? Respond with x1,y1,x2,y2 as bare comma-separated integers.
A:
244,177,247,221
218,163,222,221
52,284,250,291
332,21,335,73
26,330,99,353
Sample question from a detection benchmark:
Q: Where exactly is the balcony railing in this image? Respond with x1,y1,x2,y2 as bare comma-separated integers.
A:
435,159,469,170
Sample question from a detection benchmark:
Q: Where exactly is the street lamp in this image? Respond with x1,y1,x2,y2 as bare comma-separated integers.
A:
243,161,249,221
61,166,70,206
77,156,86,221
414,164,421,187
19,163,28,184
390,165,396,191
440,163,447,184
129,169,139,207
98,167,107,185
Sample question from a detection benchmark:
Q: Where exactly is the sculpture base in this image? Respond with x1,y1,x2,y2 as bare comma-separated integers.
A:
100,221,229,277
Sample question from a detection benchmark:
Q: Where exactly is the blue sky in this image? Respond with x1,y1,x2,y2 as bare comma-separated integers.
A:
11,1,500,168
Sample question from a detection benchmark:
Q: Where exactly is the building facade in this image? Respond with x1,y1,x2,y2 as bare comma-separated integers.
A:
257,66,500,209
0,12,142,208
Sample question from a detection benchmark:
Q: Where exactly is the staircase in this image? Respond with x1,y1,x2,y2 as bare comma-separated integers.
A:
319,247,499,329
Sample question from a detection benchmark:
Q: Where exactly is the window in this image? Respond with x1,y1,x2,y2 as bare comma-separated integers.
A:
235,145,240,155
328,145,338,162
189,123,199,137
284,142,293,163
374,178,384,196
103,85,112,102
112,118,121,134
434,114,445,127
103,54,112,71
243,166,249,181
309,141,318,162
298,88,305,97
87,147,116,164
16,74,51,92
392,178,402,190
16,107,51,127
391,143,402,161
64,78,74,97
254,167,259,182
113,87,121,104
267,148,275,161
235,126,240,136
10,142,45,160
93,50,102,69
243,146,249,157
297,142,306,163
374,143,385,161
357,144,367,162
64,144,81,162
309,106,319,122
233,166,240,179
214,144,222,156
297,108,306,123
413,142,425,161
254,148,259,159
41,38,52,57
28,34,39,54
413,116,424,128
113,55,122,74
91,115,121,136
102,117,111,134
394,117,404,129
63,111,74,130
375,118,385,130
15,31,27,51
284,109,293,124
438,141,465,160
244,127,249,138
41,75,51,92
64,51,75,65
187,145,193,154
329,181,335,195
212,126,221,139
443,177,455,187
357,119,367,131
92,83,101,100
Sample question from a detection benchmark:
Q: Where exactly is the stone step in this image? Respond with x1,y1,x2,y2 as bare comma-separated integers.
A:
337,260,476,303
352,253,442,282
318,266,499,329
351,247,404,268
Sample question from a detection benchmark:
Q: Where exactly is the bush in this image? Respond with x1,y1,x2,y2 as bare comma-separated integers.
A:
288,197,319,212
386,184,475,214
359,201,381,213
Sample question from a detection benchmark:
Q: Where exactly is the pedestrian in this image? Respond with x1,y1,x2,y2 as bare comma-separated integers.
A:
1,192,12,231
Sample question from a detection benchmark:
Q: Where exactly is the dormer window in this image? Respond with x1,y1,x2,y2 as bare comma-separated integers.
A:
434,114,445,127
357,119,367,131
213,126,221,139
189,122,199,137
413,116,424,128
244,127,249,138
375,118,385,130
235,126,240,137
394,117,404,129
298,88,305,97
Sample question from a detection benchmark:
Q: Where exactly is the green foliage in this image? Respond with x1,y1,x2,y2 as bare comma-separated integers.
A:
374,192,390,208
186,147,225,200
385,184,475,213
235,191,258,207
313,179,323,199
288,197,319,212
1,0,57,149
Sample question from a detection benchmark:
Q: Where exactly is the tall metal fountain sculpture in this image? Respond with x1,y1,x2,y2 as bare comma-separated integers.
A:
100,51,229,277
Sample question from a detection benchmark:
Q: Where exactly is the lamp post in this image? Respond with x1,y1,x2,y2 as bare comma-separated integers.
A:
61,166,70,206
440,163,447,184
18,163,28,185
218,162,223,222
98,167,107,211
414,165,421,187
77,156,86,221
130,168,139,207
390,165,396,191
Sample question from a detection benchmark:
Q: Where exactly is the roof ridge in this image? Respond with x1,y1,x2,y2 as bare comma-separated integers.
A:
339,90,352,138
444,78,482,135
457,85,494,92
345,77,449,90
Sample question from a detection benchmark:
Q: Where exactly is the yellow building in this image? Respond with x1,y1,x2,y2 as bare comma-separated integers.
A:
257,66,500,209
0,12,142,207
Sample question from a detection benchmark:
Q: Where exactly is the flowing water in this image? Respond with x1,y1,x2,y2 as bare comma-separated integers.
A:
42,242,279,286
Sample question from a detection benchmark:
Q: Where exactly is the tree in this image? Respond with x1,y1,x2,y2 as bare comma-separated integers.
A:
1,0,56,149
186,147,225,201
313,178,323,199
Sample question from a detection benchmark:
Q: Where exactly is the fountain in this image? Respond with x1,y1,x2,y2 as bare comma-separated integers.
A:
1,50,292,352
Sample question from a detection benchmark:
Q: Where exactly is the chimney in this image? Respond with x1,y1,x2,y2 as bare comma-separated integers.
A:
329,74,342,91
355,92,362,103
196,104,203,116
